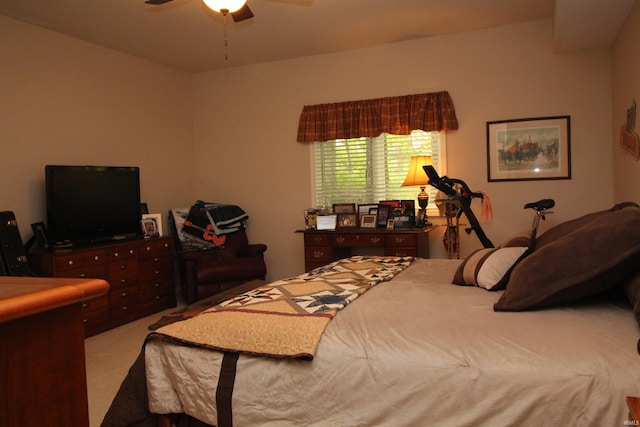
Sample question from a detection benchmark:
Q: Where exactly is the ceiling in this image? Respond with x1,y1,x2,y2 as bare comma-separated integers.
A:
0,0,635,73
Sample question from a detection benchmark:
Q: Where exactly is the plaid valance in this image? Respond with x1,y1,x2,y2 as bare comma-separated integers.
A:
296,91,458,143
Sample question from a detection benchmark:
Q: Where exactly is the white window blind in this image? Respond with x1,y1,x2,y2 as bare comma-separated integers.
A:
313,130,442,209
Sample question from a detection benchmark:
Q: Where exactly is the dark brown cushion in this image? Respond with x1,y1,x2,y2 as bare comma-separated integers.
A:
498,228,534,248
624,271,640,327
494,205,640,311
534,202,639,250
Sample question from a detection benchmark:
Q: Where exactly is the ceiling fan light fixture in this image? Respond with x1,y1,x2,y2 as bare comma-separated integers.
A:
202,0,247,14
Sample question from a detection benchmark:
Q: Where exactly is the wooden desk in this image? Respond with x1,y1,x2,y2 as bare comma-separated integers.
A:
0,276,109,427
298,228,430,272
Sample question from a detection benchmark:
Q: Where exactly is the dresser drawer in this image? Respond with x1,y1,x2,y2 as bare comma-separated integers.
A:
107,245,137,261
81,294,109,326
54,264,108,280
333,233,383,247
138,253,173,272
304,233,332,246
304,246,335,263
108,258,138,276
110,285,139,314
54,249,107,272
138,239,172,255
385,234,417,247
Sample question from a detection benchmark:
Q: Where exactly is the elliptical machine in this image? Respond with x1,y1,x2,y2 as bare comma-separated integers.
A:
422,165,554,249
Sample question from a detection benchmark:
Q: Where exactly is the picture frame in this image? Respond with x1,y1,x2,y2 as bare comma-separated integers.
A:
30,222,50,249
141,213,163,237
486,116,571,182
400,200,416,216
316,215,337,231
376,205,391,228
358,204,378,218
337,213,358,228
360,214,377,228
332,203,356,214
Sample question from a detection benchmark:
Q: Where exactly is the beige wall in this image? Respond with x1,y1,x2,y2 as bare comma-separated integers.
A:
193,19,614,280
613,0,640,202
1,16,621,283
0,16,194,234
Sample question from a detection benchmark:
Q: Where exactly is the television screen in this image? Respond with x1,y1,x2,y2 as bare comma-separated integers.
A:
45,165,142,244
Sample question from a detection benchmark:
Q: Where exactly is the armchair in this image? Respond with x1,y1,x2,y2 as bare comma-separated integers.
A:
169,208,267,304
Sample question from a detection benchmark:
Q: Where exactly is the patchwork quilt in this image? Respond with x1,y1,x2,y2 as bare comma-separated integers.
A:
149,256,414,358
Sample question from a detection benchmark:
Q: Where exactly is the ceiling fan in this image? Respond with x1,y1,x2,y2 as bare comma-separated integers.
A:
145,0,255,22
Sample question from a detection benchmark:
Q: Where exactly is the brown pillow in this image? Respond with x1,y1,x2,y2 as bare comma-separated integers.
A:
624,271,640,327
498,229,534,248
534,202,639,250
494,205,640,311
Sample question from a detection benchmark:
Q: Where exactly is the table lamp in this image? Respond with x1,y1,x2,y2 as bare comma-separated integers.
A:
402,155,432,227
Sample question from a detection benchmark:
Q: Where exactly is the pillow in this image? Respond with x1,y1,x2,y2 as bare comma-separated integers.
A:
498,229,534,248
624,271,640,327
495,205,640,311
453,246,529,290
534,201,639,250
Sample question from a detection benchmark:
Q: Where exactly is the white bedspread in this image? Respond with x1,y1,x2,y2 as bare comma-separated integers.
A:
146,259,640,426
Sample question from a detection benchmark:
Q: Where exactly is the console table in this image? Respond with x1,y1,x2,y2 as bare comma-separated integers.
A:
0,276,108,427
298,228,430,272
28,236,176,337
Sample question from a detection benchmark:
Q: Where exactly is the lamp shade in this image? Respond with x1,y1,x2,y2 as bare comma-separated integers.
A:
402,155,432,187
202,0,247,13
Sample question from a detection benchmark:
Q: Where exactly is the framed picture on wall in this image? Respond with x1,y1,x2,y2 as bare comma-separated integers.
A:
486,116,571,182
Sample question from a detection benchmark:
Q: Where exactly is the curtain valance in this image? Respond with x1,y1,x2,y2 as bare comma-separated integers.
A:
296,91,458,143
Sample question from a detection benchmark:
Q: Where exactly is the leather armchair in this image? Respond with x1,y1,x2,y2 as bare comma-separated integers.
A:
170,209,267,304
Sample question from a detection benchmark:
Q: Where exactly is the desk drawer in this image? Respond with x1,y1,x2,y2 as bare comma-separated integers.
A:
305,246,334,263
386,234,417,247
333,233,383,247
304,234,331,246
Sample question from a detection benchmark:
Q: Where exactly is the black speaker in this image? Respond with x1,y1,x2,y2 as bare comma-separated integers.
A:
0,211,31,276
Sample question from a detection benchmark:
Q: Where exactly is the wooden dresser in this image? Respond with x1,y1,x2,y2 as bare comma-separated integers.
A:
298,228,430,272
28,236,176,337
0,276,109,427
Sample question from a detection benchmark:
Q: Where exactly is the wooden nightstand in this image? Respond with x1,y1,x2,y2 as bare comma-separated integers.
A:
628,396,640,424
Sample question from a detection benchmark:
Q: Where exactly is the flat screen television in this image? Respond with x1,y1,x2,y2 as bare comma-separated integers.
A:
45,165,142,244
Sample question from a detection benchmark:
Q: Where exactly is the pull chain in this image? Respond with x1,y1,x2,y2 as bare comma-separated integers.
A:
222,9,229,61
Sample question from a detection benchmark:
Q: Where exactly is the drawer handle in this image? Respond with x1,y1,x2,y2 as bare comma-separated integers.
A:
120,264,127,270
114,252,119,257
130,249,135,254
120,278,127,284
146,246,152,251
395,237,405,244
122,306,128,311
370,237,381,244
336,237,345,244
154,283,161,288
154,269,161,275
313,250,324,259
313,237,323,244
94,255,100,261
154,257,160,262
68,260,74,266
82,302,89,308
121,292,128,297
80,273,87,278
83,318,89,323
155,296,161,300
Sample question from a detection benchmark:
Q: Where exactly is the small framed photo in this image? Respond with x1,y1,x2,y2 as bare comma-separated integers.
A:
333,203,356,214
386,219,395,230
317,215,337,231
400,200,416,216
358,204,378,217
337,213,358,228
141,213,163,237
376,205,391,228
360,214,377,228
486,115,571,182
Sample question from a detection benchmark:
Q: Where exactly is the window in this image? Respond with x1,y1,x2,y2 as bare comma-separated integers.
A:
313,130,444,209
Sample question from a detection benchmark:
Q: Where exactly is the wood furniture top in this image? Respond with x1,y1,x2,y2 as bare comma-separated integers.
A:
0,276,109,324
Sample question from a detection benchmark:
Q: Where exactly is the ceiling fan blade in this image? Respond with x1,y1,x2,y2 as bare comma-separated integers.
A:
231,3,254,22
145,0,175,4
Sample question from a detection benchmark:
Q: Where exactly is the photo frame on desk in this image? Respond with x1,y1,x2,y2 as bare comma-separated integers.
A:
376,205,391,228
316,215,337,231
337,213,357,228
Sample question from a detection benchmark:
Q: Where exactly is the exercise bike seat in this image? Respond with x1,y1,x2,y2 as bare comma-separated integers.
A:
524,199,555,211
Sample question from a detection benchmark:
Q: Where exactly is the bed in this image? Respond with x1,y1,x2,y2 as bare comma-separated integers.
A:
103,203,640,427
